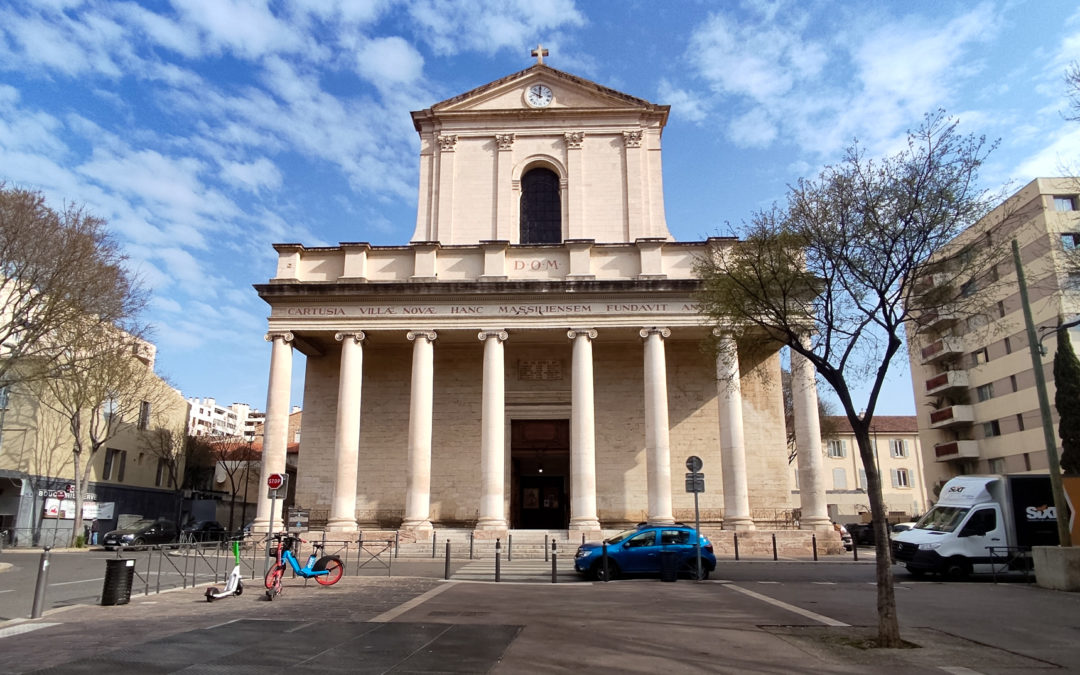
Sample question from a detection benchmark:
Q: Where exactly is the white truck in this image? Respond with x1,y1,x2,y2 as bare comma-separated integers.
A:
892,474,1059,579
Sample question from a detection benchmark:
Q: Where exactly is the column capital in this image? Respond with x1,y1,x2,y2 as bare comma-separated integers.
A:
567,328,597,341
334,331,366,344
639,327,671,340
495,133,515,150
478,329,509,342
265,331,294,344
407,330,438,342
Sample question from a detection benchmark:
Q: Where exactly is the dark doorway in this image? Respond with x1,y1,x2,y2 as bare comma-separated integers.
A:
519,168,561,244
510,419,569,529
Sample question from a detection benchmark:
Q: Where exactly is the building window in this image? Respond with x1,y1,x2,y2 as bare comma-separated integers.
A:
1004,337,1011,354
891,468,911,488
997,300,1006,318
960,279,976,297
519,167,561,244
982,420,1001,438
833,467,847,490
1023,452,1032,470
989,457,1006,474
1054,196,1078,212
138,401,151,430
155,458,166,487
970,348,989,367
826,439,846,458
103,448,127,481
1016,412,1025,432
976,383,994,402
890,439,909,458
858,469,867,490
1062,233,1080,249
1010,374,1018,392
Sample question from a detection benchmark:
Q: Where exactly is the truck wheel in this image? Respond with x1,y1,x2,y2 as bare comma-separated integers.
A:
942,558,971,581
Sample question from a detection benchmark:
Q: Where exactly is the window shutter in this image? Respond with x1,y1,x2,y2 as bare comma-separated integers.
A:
890,469,900,488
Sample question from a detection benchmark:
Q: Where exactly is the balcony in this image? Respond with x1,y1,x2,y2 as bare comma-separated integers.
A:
922,309,959,330
934,440,980,461
920,337,964,365
924,370,969,396
929,405,975,429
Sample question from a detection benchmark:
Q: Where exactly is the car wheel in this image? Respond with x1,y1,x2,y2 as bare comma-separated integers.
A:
593,560,619,581
906,566,926,579
680,560,709,580
132,537,145,546
942,558,971,581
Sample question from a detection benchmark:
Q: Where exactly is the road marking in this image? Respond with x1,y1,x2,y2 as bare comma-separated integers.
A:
370,583,455,623
50,578,103,587
0,589,14,594
0,623,61,640
811,581,835,585
940,667,984,674
725,584,849,627
756,580,779,584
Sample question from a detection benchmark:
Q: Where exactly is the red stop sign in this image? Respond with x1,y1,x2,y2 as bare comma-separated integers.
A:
55,491,66,500
267,473,284,489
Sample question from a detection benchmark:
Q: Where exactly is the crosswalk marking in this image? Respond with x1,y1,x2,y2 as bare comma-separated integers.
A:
0,623,60,640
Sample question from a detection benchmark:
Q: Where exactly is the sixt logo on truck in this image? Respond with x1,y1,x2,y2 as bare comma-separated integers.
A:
1025,505,1056,520
947,486,965,493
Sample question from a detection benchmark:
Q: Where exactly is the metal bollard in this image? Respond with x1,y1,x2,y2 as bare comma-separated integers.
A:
31,547,52,619
853,540,858,561
734,532,740,561
395,530,399,559
581,532,585,546
495,539,501,582
602,543,609,582
469,532,474,560
544,534,549,562
508,534,513,562
551,540,557,583
444,540,451,580
812,534,818,561
772,533,778,561
432,532,437,558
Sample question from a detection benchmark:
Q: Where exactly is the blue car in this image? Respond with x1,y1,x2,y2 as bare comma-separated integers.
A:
574,525,716,580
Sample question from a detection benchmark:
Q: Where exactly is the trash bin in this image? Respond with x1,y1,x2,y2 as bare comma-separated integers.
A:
659,551,679,582
102,558,136,605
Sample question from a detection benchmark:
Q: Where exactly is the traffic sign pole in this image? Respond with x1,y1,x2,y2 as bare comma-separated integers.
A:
685,456,704,580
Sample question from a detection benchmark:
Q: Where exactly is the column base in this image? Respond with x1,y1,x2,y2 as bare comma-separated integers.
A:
569,518,601,531
723,517,756,531
400,519,434,534
251,518,284,534
800,516,833,531
646,517,676,526
325,518,359,533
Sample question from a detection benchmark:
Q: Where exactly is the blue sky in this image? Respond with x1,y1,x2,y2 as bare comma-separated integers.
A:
1,0,1078,417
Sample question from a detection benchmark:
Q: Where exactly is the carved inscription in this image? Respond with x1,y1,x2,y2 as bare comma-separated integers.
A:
518,359,563,381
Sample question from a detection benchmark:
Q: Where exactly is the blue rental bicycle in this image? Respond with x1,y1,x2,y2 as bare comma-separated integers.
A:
264,533,344,600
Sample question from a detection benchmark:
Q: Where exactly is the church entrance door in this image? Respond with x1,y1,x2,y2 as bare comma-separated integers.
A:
510,419,569,529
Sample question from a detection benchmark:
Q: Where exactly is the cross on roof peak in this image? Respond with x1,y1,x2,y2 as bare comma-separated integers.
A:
531,44,549,65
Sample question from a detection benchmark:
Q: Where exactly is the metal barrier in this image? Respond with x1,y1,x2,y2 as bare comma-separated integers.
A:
987,546,1034,583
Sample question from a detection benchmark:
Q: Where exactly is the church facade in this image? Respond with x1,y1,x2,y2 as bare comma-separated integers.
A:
253,54,831,537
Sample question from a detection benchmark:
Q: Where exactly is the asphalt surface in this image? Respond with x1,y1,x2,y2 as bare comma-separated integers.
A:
2,549,1078,673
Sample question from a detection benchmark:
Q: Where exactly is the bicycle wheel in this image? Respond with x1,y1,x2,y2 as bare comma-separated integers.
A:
315,558,344,586
264,564,284,590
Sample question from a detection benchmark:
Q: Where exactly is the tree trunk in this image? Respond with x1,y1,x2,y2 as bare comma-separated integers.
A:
855,428,902,647
71,450,83,548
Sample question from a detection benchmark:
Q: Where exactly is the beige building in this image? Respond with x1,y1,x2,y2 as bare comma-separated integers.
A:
253,54,834,538
908,178,1080,498
790,416,929,521
0,342,190,546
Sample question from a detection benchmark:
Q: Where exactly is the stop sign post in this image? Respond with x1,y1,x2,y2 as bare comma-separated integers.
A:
264,472,289,575
685,456,704,580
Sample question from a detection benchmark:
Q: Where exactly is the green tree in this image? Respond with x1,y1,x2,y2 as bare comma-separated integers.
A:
696,111,998,647
1054,330,1080,475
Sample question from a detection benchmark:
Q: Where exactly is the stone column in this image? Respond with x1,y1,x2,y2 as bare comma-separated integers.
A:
254,331,293,533
791,342,831,530
714,330,754,530
495,134,514,240
402,330,437,533
326,332,365,533
623,130,645,237
476,330,509,530
568,328,600,531
640,327,674,525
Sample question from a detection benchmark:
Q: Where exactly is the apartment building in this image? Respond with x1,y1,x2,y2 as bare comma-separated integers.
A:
187,398,263,442
790,416,928,521
908,177,1080,498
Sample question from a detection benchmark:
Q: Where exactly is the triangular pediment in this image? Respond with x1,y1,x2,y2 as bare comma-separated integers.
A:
428,64,662,114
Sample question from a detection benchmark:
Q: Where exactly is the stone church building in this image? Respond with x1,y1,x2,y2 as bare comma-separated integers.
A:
252,51,831,539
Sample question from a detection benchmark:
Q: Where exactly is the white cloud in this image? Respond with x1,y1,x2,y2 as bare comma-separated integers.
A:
220,157,283,192
170,0,308,60
407,0,585,56
1013,126,1080,180
728,109,778,148
356,36,425,88
657,79,708,123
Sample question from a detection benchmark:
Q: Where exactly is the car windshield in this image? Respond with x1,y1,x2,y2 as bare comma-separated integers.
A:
604,529,639,545
914,506,969,533
126,519,155,530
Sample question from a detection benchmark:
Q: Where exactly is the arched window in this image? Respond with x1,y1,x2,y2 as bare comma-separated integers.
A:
520,168,561,244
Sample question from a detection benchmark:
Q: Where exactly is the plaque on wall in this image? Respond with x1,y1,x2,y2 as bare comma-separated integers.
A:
518,359,563,380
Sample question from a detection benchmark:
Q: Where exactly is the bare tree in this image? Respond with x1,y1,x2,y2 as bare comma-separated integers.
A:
205,435,259,531
696,111,999,647
0,185,145,387
37,325,171,545
1066,60,1080,122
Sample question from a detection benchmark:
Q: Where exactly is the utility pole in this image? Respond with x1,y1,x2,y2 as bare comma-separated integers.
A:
1013,239,1072,546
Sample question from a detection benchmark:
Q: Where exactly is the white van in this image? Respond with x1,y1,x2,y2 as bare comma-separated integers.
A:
891,474,1058,579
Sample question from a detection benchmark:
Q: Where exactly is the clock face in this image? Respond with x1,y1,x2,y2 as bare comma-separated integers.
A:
526,84,553,108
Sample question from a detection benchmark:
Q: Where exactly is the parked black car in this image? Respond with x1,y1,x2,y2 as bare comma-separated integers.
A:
845,522,875,546
101,518,178,549
182,520,226,542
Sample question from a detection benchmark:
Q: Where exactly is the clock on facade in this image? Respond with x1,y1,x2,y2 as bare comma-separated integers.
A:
526,84,553,108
